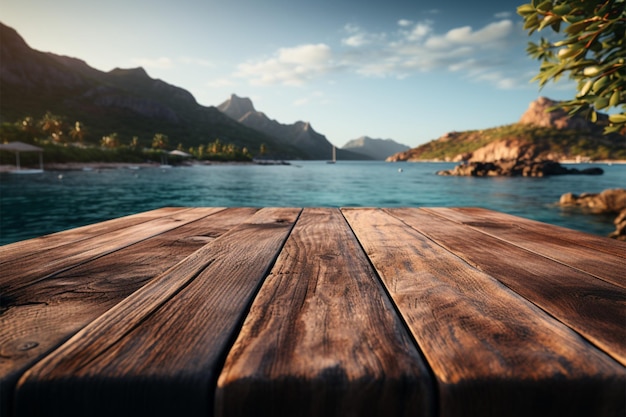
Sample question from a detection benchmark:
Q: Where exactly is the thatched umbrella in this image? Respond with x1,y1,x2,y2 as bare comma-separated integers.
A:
0,141,44,173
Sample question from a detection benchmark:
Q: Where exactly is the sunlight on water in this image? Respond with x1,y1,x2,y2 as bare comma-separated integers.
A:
1,161,624,244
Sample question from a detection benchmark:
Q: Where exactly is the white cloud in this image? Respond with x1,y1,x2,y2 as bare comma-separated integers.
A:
232,19,521,90
278,44,331,65
131,57,173,69
341,24,387,47
425,20,513,48
235,44,333,86
343,33,369,47
407,22,432,41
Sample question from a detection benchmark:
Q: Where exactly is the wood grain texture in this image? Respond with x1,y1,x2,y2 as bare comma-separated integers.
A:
0,207,217,289
0,207,251,417
435,207,626,259
424,207,626,288
15,208,300,417
343,208,625,417
386,208,626,366
0,207,187,261
216,208,435,417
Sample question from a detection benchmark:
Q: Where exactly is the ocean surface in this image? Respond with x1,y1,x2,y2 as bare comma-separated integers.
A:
1,161,624,245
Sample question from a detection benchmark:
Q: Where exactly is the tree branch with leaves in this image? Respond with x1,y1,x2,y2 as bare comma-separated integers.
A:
518,0,625,134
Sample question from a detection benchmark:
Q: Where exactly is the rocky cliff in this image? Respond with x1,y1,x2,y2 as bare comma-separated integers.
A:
387,97,625,163
218,94,366,160
518,97,595,130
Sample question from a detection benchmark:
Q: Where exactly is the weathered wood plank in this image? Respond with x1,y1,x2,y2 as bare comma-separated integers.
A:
386,208,626,366
424,207,626,288
15,208,300,417
343,207,625,417
0,207,188,261
434,207,626,259
216,208,435,417
0,207,257,417
0,207,221,289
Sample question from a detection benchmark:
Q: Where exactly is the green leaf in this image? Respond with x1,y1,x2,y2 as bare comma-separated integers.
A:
579,80,593,96
608,113,626,123
536,0,553,12
517,4,536,16
595,96,610,110
558,45,585,59
592,76,609,93
583,66,601,77
552,4,573,15
539,14,561,31
523,14,540,31
565,20,591,35
609,90,622,108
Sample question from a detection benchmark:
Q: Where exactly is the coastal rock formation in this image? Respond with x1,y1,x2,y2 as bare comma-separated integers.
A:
613,211,626,241
518,96,595,130
437,159,604,177
386,97,624,163
558,189,626,240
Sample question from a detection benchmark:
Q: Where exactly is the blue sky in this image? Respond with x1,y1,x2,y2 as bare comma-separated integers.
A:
2,0,574,148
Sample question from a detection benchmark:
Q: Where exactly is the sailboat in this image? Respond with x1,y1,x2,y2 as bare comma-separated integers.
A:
327,146,336,164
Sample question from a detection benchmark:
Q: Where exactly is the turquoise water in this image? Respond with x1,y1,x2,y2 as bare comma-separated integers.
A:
1,161,624,245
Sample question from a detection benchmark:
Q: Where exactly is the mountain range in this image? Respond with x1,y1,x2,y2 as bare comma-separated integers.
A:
217,94,369,160
0,23,310,158
0,22,411,160
342,136,410,160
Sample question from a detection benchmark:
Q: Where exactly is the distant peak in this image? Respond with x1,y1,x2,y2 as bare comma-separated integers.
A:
218,94,257,120
108,67,149,78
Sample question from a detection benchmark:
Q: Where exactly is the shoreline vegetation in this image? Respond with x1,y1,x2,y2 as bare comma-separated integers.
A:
0,160,293,173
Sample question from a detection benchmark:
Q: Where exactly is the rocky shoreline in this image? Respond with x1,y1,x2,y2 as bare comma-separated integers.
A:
0,162,158,172
558,189,626,241
437,159,604,177
0,160,293,173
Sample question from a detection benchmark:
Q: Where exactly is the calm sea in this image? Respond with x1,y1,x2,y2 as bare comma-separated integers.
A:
1,161,624,245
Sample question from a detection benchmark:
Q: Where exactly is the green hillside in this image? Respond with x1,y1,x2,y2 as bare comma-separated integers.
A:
391,123,626,162
0,23,306,159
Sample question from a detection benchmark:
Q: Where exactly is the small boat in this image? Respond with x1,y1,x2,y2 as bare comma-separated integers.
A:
9,168,44,174
327,146,336,164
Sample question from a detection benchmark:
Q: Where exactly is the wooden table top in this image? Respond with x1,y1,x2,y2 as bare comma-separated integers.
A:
1,207,624,417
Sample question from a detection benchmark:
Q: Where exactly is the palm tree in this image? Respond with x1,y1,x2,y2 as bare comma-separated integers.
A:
130,136,140,150
39,112,65,142
101,133,120,149
69,121,85,143
152,133,169,150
